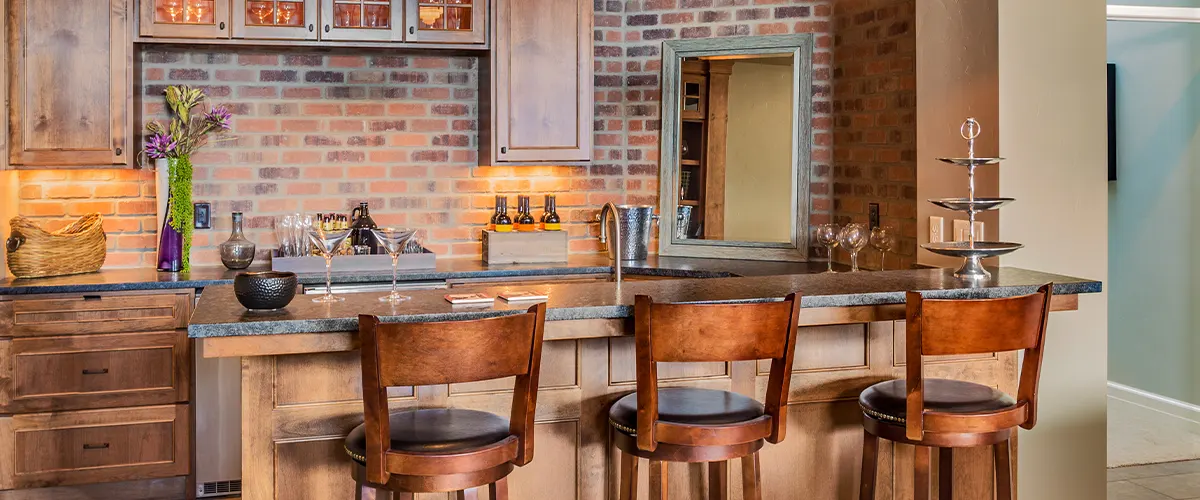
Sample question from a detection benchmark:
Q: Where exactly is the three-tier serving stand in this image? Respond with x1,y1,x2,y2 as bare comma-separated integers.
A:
921,118,1023,279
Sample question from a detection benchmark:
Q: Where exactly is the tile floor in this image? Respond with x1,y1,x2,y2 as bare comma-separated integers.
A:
1110,460,1200,499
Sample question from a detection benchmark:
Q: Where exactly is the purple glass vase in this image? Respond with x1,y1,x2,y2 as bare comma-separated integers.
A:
157,197,184,272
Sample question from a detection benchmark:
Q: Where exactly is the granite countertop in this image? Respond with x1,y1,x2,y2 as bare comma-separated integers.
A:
0,255,832,295
188,266,1102,338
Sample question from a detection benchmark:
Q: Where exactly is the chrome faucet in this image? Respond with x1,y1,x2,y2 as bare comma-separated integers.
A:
598,202,622,282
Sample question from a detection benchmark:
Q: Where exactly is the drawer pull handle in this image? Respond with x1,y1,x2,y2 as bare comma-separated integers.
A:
82,295,102,301
82,368,109,375
83,443,109,450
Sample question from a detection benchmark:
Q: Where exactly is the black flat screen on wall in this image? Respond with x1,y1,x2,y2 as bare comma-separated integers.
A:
1109,62,1117,181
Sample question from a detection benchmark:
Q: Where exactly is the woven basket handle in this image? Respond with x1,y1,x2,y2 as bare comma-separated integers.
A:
6,234,23,253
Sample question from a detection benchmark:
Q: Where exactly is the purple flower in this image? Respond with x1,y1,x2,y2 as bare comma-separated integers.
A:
204,105,232,131
144,132,177,160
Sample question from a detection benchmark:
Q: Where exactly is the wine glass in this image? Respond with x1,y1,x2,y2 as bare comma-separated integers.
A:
306,227,352,303
814,223,840,273
869,226,898,271
277,2,296,25
837,223,869,272
249,2,273,25
372,228,418,303
164,0,183,22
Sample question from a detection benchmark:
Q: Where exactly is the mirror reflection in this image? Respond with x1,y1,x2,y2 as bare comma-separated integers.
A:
674,54,795,244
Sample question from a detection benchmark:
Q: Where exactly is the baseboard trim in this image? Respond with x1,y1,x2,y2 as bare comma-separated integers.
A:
1109,381,1200,424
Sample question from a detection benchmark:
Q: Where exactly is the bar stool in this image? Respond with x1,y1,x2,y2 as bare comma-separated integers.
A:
345,303,547,500
858,284,1054,500
610,293,801,500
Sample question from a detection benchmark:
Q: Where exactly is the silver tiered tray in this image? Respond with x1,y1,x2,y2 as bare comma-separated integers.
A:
922,118,1021,279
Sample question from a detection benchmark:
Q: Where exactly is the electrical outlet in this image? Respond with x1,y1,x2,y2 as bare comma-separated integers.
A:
953,220,969,242
194,203,211,229
929,216,944,243
973,221,985,240
868,203,880,230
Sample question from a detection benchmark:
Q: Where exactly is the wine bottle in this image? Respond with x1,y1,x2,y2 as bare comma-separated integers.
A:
494,197,513,232
488,195,503,231
542,195,561,231
517,196,537,231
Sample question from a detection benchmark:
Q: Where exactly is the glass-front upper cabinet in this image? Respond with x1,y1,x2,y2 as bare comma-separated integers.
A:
233,0,318,40
139,0,231,38
320,0,403,41
405,0,486,44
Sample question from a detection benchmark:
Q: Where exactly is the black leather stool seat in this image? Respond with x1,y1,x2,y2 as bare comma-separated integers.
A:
859,379,1017,425
345,408,512,463
608,387,765,436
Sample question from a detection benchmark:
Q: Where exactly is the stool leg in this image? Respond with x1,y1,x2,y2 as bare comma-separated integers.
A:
619,451,639,500
994,439,1014,500
649,460,668,500
488,477,509,500
456,488,482,500
859,430,878,500
914,445,932,500
741,452,762,500
708,461,729,500
354,475,369,500
938,448,953,500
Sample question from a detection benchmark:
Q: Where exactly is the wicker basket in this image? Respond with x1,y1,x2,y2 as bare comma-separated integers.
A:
5,214,107,279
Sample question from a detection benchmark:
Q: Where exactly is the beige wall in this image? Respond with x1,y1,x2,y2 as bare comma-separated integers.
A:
915,0,1000,265
724,59,794,243
997,1,1108,498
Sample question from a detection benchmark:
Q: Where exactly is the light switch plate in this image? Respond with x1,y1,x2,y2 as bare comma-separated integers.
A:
929,216,944,243
194,203,211,229
952,220,985,242
973,221,985,240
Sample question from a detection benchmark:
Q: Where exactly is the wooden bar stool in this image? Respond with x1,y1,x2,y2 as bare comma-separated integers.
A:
610,293,801,500
345,303,547,500
858,284,1054,500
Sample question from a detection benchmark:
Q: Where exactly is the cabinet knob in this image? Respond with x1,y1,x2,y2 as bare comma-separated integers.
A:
409,26,415,34
325,25,330,33
500,146,507,154
219,22,225,30
309,24,314,32
114,147,122,156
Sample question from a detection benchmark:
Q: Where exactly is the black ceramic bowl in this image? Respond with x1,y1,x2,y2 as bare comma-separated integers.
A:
233,271,298,311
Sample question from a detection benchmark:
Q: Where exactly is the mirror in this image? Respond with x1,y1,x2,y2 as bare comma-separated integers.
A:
658,35,814,261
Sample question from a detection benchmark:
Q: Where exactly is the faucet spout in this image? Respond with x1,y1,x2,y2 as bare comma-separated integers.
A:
599,202,622,283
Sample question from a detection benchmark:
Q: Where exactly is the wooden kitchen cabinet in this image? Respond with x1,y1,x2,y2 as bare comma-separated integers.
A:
482,0,592,165
232,0,318,40
405,0,486,44
139,0,231,38
319,0,403,42
6,0,132,167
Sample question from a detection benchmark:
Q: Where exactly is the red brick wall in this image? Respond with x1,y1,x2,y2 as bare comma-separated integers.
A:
830,0,916,269
15,0,851,269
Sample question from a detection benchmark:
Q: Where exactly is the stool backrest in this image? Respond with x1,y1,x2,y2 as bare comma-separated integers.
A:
633,294,801,451
904,284,1053,439
357,303,547,483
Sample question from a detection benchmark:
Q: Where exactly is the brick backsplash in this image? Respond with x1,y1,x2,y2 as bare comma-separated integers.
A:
15,0,869,269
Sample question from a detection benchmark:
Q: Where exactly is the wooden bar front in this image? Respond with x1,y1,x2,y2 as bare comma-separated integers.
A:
208,296,1078,500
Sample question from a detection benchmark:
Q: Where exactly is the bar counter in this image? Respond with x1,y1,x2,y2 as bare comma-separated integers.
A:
190,266,1100,500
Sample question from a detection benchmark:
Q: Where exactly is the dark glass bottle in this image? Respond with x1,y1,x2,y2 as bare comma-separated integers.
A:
349,202,379,253
489,195,504,231
494,197,513,232
516,196,537,231
541,195,561,231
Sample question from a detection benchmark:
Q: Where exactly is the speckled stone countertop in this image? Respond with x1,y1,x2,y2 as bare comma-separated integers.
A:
188,267,1102,338
0,255,831,295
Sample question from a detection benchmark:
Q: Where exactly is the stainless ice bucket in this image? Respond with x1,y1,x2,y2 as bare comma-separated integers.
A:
603,205,657,261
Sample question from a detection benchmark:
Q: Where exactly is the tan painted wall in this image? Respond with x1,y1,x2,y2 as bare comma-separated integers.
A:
997,1,1108,498
915,0,1000,266
724,59,794,243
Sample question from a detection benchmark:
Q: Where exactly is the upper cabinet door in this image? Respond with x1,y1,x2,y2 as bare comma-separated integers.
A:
487,0,592,164
8,0,131,167
404,0,485,44
319,0,403,42
232,0,318,40
139,0,231,38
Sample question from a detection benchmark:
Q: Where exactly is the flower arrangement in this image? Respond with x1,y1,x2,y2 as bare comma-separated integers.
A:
144,86,233,272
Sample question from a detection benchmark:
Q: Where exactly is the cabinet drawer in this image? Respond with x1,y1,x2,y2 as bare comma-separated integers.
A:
0,291,191,337
1,331,190,413
0,405,189,489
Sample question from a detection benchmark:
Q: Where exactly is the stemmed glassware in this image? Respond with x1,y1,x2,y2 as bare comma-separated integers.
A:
250,2,273,25
372,228,418,303
838,223,869,272
306,227,352,303
277,2,297,25
869,226,897,271
164,0,183,22
814,223,840,273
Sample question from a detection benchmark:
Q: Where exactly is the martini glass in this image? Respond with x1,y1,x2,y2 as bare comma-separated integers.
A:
814,223,840,273
372,228,418,303
306,227,351,303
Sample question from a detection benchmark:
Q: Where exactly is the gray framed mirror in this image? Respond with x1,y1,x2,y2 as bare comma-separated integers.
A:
657,34,814,261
